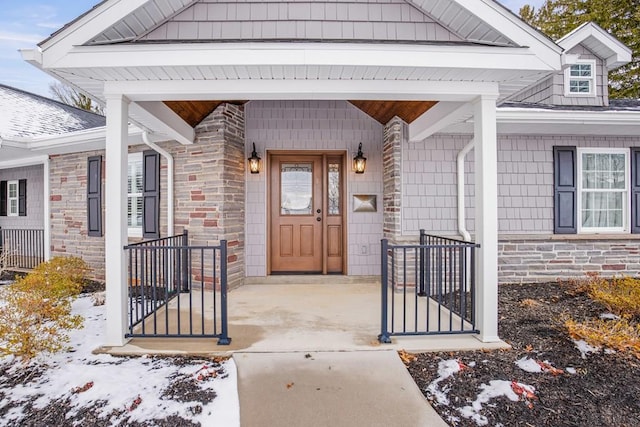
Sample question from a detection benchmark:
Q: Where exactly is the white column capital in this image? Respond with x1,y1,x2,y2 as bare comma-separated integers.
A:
471,93,500,105
104,91,131,104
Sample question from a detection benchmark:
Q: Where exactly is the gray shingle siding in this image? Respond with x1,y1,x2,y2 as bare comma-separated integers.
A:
140,0,462,42
509,43,610,107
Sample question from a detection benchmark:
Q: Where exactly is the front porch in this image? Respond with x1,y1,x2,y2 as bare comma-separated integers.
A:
104,278,508,355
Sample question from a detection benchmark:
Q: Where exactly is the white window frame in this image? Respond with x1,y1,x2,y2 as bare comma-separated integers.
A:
577,148,630,234
7,180,18,217
128,152,143,238
565,59,597,97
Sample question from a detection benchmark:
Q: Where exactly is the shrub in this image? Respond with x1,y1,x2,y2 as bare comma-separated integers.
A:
565,317,640,359
587,275,640,319
0,256,88,360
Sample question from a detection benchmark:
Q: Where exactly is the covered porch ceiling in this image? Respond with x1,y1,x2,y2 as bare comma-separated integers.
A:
165,100,439,127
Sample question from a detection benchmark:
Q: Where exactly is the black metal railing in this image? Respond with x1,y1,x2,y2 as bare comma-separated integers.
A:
379,230,480,343
124,230,231,345
0,227,45,270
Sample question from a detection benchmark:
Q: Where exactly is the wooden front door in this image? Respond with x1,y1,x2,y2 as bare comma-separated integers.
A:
270,153,345,274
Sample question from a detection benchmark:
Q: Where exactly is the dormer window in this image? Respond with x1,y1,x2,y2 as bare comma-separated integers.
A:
565,60,596,96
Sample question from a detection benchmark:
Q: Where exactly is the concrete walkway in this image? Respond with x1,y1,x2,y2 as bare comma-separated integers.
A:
234,350,448,427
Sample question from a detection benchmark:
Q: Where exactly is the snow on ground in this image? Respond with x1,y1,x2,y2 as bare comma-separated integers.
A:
458,380,536,426
515,357,542,373
0,295,240,426
426,359,464,406
425,358,541,426
574,339,600,359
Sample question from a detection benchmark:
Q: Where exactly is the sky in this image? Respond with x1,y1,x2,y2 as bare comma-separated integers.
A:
0,0,546,99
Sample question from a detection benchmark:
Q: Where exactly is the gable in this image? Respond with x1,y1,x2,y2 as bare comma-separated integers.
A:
91,0,467,44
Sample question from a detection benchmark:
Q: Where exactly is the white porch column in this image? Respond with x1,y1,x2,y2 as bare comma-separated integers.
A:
43,157,51,261
473,95,500,343
105,94,130,347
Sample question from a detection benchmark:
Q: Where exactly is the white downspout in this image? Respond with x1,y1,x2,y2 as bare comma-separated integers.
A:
457,139,474,241
142,131,174,236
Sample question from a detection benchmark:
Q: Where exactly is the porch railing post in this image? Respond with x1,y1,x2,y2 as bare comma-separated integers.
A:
418,229,426,296
180,230,189,292
378,239,392,344
217,239,232,345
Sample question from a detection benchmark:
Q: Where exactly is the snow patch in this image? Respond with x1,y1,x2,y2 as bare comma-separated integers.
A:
426,359,464,406
599,313,620,320
458,380,535,426
515,357,542,373
0,295,239,427
574,339,600,359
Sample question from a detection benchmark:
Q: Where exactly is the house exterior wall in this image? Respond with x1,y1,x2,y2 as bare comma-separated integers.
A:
245,100,383,276
141,0,462,43
401,132,640,283
510,43,608,107
168,103,246,288
0,164,44,229
49,150,108,280
48,104,244,284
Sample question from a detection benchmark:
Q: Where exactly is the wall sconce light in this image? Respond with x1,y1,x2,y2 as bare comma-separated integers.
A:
248,142,261,174
352,142,367,174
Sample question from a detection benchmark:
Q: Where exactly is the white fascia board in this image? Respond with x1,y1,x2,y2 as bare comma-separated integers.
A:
38,0,150,66
434,0,562,70
557,22,632,70
409,102,473,142
130,101,194,145
22,125,146,154
105,79,500,102
50,42,555,73
0,155,49,170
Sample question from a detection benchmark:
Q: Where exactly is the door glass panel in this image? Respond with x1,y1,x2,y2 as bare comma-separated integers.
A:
328,162,340,215
281,163,312,215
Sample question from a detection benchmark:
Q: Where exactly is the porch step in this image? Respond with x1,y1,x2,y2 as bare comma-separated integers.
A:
243,275,379,286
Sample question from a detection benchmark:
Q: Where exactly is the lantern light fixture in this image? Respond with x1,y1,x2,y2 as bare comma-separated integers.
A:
352,142,367,174
248,142,261,174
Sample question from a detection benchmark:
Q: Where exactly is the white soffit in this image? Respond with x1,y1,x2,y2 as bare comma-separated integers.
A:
557,22,632,70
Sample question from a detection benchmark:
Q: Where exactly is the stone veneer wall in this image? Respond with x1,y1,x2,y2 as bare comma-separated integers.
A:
169,103,246,288
498,236,640,283
382,117,404,241
49,150,107,280
48,103,245,285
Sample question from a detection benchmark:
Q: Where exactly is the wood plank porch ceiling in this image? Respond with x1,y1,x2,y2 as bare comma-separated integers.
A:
164,100,438,127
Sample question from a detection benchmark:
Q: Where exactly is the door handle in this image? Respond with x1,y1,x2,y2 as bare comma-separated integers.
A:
316,209,321,214
316,217,321,222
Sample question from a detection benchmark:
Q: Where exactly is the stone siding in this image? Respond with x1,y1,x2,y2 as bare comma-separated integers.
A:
169,103,246,288
47,103,245,285
49,151,107,280
383,117,404,241
498,236,640,283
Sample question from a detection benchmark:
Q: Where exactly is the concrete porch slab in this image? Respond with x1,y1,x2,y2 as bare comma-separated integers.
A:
100,281,509,356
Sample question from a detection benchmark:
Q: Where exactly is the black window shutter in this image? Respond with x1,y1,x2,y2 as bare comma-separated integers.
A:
18,179,27,216
553,146,578,234
142,150,160,239
631,148,640,233
0,181,6,217
87,156,103,237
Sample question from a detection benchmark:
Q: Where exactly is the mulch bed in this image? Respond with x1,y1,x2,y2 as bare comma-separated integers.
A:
406,281,640,427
